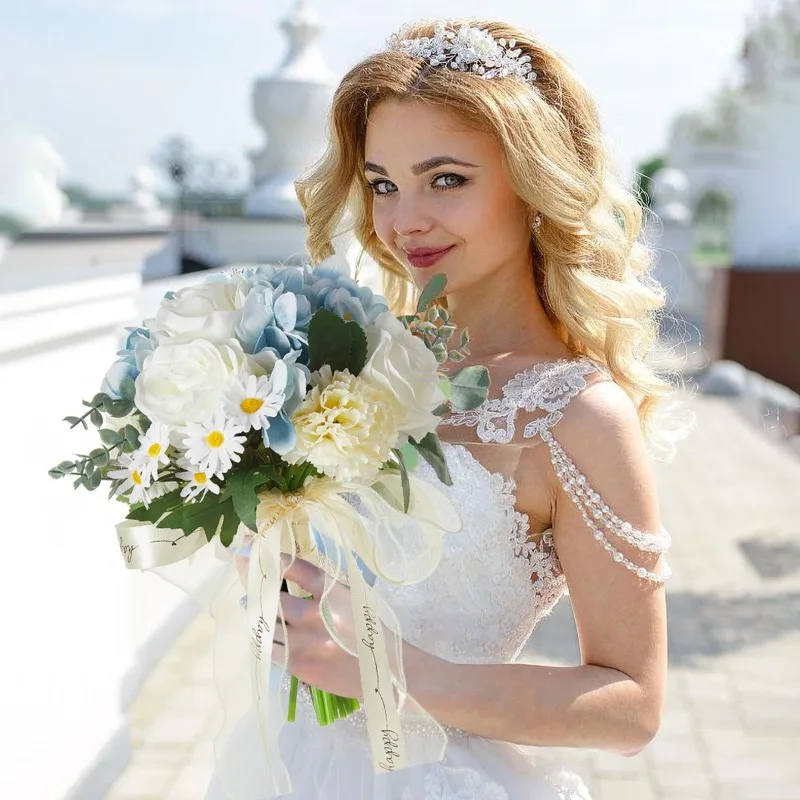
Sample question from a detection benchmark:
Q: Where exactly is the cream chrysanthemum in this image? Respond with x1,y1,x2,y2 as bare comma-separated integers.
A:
285,369,400,482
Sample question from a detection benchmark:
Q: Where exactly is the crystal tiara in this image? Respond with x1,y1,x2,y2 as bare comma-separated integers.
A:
387,21,537,86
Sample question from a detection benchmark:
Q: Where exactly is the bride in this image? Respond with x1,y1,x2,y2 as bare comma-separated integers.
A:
206,18,682,800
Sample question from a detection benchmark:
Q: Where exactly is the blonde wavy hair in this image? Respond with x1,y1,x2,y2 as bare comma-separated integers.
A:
296,19,688,458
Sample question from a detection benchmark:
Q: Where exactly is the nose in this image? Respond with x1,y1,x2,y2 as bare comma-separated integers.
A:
392,195,434,238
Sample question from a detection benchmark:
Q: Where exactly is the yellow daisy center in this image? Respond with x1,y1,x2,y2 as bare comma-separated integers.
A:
206,430,225,448
147,443,162,458
241,397,264,414
343,312,352,321
132,470,142,485
194,472,207,485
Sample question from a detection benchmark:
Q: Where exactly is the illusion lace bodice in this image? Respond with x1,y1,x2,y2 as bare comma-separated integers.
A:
373,357,672,667
375,443,566,664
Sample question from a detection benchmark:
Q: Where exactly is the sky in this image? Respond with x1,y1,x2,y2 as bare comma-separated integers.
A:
0,0,763,195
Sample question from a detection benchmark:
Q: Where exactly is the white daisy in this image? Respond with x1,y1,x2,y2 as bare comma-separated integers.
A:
224,362,288,432
181,411,246,476
178,466,221,501
108,454,152,507
135,422,171,481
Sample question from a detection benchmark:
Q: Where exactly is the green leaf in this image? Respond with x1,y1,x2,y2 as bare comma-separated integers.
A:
449,365,490,411
49,468,65,479
90,409,104,428
217,498,239,547
347,320,368,375
89,448,110,467
63,415,82,428
73,475,86,490
447,349,466,362
123,425,141,449
160,490,226,540
128,489,183,524
392,448,411,513
86,470,102,490
412,432,452,486
92,392,110,407
308,308,350,373
432,403,450,416
108,399,134,418
307,308,368,375
416,272,448,314
397,441,418,472
99,429,125,447
227,465,277,533
118,375,137,402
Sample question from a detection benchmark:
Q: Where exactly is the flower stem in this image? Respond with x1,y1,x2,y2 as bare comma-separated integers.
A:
287,675,299,722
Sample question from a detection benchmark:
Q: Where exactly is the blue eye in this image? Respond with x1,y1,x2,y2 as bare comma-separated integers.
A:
432,173,467,191
369,179,397,196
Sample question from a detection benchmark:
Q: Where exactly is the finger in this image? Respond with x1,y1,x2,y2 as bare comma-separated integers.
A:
279,590,313,626
282,555,327,597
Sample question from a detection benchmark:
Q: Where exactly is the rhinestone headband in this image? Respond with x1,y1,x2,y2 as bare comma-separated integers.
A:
388,21,537,86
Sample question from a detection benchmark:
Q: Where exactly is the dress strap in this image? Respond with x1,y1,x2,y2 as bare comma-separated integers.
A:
542,427,672,583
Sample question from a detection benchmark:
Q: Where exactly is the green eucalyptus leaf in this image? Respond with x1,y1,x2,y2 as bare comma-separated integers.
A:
392,447,411,513
89,448,109,467
92,392,109,407
63,416,82,428
99,429,125,447
447,350,466,362
397,441,419,472
416,273,447,314
118,375,137,402
109,399,134,418
432,403,450,416
73,475,86,490
90,409,104,428
86,470,102,490
449,365,490,411
48,468,65,479
412,432,452,486
123,425,141,449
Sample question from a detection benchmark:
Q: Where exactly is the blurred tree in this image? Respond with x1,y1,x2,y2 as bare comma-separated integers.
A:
633,155,668,208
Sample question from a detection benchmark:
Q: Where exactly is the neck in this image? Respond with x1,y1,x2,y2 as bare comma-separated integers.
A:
445,268,568,362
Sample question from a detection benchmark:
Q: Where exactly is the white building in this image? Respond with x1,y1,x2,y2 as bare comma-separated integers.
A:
649,0,800,338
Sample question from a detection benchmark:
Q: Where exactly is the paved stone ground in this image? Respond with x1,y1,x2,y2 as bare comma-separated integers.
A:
106,391,800,800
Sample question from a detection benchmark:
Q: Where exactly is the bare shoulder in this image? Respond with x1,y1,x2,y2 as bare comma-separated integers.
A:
548,376,659,518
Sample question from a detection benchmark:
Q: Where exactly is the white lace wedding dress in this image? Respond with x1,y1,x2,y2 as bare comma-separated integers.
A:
205,358,671,800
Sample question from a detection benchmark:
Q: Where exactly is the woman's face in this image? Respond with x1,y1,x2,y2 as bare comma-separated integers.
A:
364,98,534,295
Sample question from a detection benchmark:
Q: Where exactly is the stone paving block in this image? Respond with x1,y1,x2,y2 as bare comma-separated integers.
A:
649,766,717,800
593,776,658,800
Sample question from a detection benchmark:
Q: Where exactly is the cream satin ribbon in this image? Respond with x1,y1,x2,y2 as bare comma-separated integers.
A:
116,473,461,797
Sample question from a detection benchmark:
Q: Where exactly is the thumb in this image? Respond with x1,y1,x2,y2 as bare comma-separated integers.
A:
281,554,326,597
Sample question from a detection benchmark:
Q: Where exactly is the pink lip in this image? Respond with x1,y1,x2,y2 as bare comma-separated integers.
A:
403,245,455,269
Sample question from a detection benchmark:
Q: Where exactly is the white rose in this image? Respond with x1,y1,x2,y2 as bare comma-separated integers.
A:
146,274,250,343
135,339,247,427
360,311,445,443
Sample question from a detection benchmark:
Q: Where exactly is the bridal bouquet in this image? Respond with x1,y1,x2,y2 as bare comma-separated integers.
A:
50,257,488,783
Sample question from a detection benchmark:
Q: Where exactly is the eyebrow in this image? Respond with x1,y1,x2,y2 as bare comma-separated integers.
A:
364,156,479,177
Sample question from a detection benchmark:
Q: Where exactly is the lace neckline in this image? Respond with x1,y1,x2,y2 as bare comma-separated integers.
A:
441,356,607,445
